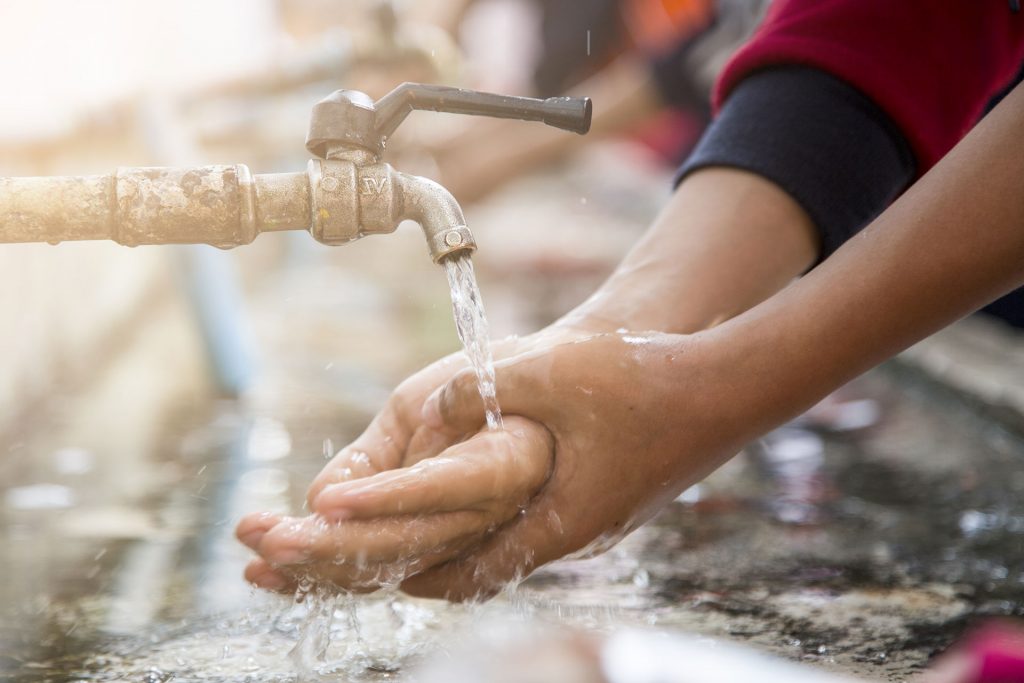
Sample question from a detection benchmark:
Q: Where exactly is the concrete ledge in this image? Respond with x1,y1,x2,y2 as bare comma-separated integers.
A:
897,316,1024,432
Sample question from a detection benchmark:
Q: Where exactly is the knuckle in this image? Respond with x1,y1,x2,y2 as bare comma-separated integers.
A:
438,378,463,420
306,480,327,507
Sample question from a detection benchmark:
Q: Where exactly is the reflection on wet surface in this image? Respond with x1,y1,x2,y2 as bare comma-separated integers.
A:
3,365,1024,682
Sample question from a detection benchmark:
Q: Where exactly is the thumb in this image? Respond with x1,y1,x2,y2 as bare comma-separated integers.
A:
421,354,549,434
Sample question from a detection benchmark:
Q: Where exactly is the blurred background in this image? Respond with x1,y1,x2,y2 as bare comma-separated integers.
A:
3,2,1024,681
0,0,724,432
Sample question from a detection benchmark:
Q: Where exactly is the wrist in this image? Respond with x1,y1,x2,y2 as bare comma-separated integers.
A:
554,270,740,336
555,168,819,336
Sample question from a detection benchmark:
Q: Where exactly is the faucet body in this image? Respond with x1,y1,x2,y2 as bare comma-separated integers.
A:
0,160,471,263
0,83,590,262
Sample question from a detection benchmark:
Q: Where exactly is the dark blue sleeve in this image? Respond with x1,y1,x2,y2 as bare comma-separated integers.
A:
675,66,916,262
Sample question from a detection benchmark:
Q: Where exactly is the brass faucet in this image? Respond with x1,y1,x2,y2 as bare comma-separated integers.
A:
0,83,592,263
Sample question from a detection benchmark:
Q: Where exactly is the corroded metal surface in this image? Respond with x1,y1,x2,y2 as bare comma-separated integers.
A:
395,171,475,263
0,174,114,243
0,165,260,249
0,161,477,261
115,165,257,248
253,172,312,234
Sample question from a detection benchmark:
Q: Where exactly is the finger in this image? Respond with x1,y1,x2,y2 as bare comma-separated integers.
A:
244,557,296,593
399,498,567,602
236,511,283,551
398,350,509,466
312,416,552,521
403,421,466,467
279,532,483,594
257,510,496,569
421,353,551,434
305,404,411,506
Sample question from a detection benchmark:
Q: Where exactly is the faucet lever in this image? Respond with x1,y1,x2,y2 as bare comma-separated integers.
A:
373,83,593,138
306,82,592,158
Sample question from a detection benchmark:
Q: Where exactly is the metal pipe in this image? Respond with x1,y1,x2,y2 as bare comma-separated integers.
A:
253,172,310,233
0,162,476,261
0,165,259,249
0,174,116,243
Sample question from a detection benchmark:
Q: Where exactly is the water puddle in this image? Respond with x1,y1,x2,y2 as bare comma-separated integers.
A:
442,254,502,431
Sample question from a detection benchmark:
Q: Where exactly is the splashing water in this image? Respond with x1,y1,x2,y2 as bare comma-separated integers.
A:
288,587,338,677
280,254,502,679
443,254,503,431
285,587,447,680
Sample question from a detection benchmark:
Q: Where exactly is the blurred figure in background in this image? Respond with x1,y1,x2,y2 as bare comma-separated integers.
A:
422,0,766,203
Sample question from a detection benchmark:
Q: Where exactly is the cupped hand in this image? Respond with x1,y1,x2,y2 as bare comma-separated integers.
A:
235,323,597,593
334,331,746,601
237,416,552,592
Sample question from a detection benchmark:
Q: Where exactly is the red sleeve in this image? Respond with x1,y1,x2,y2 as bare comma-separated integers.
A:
713,0,1024,173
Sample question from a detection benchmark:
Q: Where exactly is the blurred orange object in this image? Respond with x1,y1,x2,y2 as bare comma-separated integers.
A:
624,0,716,54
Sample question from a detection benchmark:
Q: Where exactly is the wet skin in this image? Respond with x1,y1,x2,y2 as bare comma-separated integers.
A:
239,82,1024,601
238,330,750,599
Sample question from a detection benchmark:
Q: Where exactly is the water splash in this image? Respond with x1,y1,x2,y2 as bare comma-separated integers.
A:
288,586,337,678
285,587,445,680
442,254,502,431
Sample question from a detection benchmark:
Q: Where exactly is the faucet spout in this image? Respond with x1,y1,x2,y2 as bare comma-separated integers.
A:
395,171,476,263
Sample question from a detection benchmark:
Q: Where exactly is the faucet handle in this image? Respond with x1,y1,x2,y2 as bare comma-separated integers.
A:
373,83,593,138
306,83,592,158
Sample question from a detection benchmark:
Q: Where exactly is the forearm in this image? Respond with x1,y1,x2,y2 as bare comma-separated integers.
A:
716,82,1024,437
561,166,819,334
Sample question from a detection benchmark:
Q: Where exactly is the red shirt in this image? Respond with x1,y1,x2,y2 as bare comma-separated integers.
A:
714,0,1024,173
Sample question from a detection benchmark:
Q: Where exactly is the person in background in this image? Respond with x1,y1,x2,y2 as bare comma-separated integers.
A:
236,0,1024,600
422,0,765,203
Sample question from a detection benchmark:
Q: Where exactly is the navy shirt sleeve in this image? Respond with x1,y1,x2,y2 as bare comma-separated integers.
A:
675,66,916,262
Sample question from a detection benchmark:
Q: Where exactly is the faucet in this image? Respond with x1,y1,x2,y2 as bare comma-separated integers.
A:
0,83,592,263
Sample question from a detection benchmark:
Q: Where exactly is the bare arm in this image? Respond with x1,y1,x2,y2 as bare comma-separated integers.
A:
370,80,1024,600
713,80,1024,439
563,166,819,334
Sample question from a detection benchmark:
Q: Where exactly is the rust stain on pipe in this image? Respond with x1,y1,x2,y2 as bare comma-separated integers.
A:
0,165,264,249
115,166,255,248
0,174,114,243
0,161,475,261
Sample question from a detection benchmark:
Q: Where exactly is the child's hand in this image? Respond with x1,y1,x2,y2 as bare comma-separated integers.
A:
238,331,739,599
235,324,599,593
317,331,744,601
387,333,741,602
236,416,552,592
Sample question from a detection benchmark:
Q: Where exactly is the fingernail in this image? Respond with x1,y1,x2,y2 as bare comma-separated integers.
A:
313,486,359,517
271,547,310,565
254,572,289,591
238,530,266,549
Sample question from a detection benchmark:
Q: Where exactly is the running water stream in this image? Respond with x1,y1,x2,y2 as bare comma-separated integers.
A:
442,253,503,431
287,253,503,678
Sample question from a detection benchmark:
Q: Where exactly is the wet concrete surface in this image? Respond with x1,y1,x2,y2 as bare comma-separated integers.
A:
3,354,1024,682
